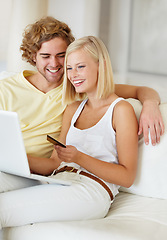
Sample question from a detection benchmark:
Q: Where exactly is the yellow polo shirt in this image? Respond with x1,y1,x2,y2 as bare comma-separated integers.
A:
0,70,66,158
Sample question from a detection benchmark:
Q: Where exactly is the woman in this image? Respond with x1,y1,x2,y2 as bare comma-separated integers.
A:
0,36,138,228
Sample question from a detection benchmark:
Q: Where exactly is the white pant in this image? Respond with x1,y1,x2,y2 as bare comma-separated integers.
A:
0,171,111,228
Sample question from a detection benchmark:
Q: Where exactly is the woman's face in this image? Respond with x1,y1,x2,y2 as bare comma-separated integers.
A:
66,49,99,96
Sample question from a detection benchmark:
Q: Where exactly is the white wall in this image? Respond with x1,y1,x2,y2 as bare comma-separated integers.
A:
0,0,12,61
0,0,101,72
7,0,48,72
108,0,131,74
48,0,100,39
129,0,167,75
108,0,167,77
0,0,167,79
0,0,12,70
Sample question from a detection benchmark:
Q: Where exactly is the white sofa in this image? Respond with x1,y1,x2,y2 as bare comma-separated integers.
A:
0,72,167,239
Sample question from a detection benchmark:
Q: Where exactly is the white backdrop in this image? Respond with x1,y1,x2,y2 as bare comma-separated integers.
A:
0,0,167,78
129,0,167,75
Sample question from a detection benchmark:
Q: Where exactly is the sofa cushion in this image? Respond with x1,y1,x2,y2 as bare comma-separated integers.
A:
3,192,167,240
120,99,167,199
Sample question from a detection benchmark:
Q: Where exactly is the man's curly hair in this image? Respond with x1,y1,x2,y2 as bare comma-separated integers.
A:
20,16,75,66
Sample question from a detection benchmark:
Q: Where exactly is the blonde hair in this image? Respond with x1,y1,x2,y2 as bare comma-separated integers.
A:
63,36,114,104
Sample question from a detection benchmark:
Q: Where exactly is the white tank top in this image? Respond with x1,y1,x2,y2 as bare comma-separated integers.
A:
60,97,124,196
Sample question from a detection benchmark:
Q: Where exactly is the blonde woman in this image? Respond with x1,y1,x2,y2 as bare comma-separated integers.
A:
0,36,138,228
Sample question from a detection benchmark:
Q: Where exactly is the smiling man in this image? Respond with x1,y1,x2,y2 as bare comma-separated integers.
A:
29,37,67,92
0,16,164,160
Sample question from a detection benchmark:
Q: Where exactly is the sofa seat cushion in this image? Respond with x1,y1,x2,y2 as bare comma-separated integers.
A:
3,192,167,240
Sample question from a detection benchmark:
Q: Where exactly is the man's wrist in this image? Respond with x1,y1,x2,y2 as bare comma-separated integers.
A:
143,99,160,107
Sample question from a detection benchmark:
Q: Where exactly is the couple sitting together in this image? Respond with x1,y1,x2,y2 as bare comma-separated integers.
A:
0,16,164,228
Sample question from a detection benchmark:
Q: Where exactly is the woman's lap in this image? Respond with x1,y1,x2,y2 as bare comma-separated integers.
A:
0,173,111,228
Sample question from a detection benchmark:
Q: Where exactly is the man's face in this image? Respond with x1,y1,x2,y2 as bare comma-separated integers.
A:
34,37,68,86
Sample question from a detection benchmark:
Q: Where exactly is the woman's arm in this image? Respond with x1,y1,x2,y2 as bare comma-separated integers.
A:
115,84,164,145
55,101,138,188
27,150,61,176
28,102,80,176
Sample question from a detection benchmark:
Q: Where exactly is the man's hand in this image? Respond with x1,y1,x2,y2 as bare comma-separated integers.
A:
138,100,165,145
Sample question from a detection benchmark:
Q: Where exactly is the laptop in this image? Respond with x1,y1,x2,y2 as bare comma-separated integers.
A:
0,110,71,186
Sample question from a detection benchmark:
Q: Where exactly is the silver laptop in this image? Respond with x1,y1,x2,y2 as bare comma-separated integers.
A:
0,110,71,186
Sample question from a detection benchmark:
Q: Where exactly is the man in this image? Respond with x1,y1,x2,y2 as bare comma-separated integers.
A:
0,16,164,159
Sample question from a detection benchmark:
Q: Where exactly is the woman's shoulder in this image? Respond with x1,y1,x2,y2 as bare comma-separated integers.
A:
112,96,136,118
114,98,137,121
108,94,133,111
113,96,133,110
112,97,138,131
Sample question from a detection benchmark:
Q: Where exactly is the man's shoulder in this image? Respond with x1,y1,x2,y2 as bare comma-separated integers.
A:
0,72,19,90
0,70,37,85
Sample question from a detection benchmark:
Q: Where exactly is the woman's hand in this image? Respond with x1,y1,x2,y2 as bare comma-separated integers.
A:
55,145,79,163
138,100,165,145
